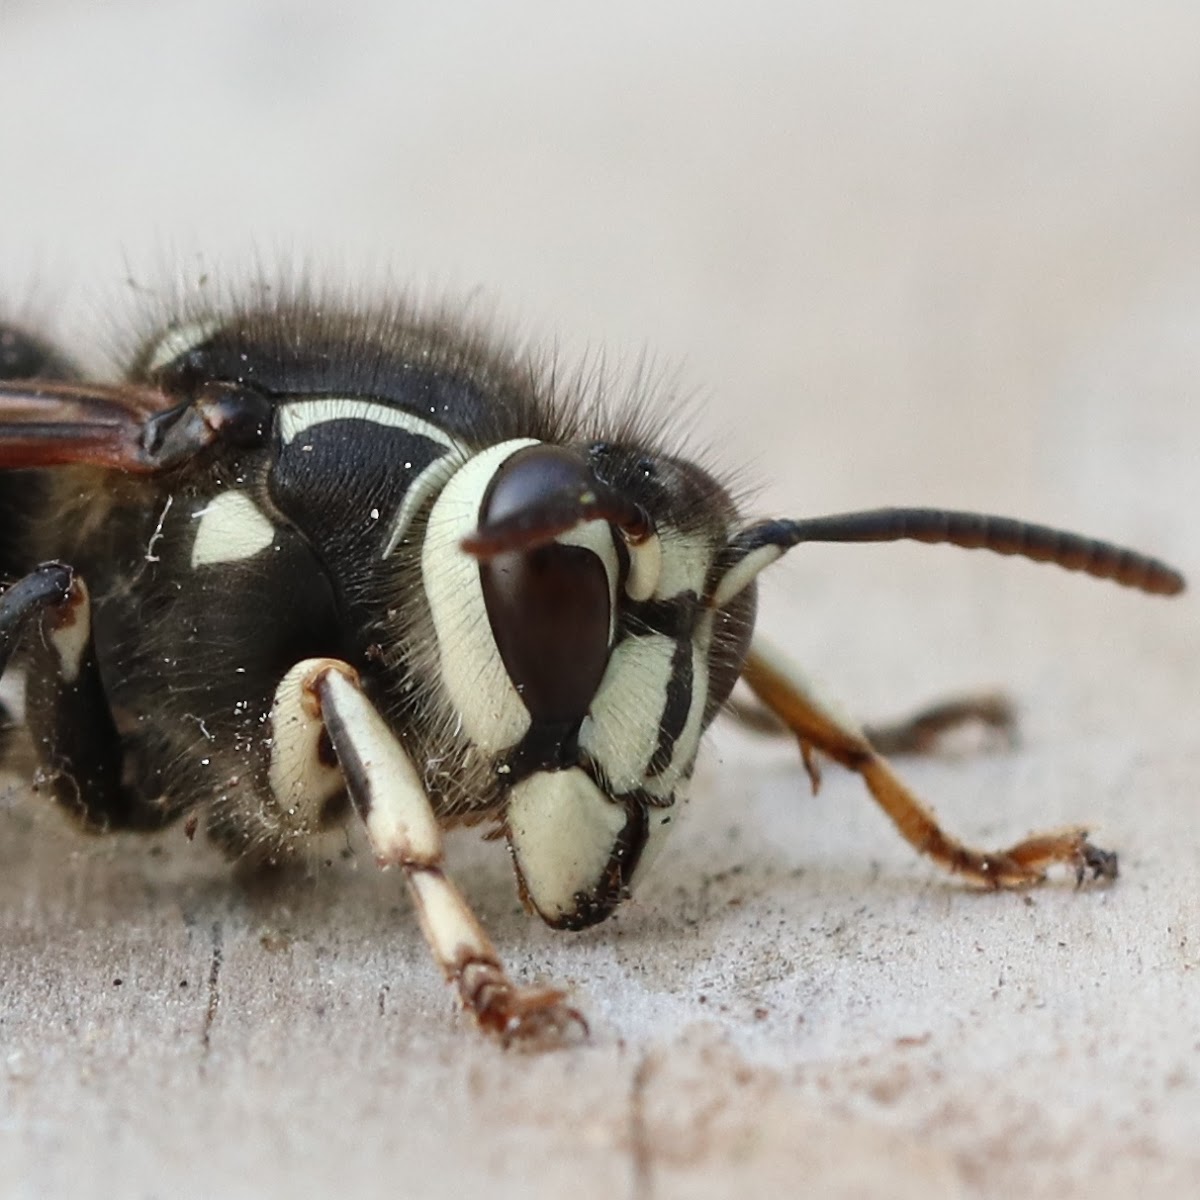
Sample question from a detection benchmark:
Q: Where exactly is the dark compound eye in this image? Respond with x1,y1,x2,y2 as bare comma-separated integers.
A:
478,445,612,725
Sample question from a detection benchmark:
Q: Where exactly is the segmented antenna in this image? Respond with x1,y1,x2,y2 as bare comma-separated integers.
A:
731,508,1185,596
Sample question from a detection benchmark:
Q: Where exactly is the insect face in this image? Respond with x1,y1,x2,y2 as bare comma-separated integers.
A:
424,437,756,928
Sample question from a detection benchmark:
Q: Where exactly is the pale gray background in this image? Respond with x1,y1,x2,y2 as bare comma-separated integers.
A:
1,3,1198,1197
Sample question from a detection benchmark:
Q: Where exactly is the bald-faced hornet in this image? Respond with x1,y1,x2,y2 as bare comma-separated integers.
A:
0,291,1185,1043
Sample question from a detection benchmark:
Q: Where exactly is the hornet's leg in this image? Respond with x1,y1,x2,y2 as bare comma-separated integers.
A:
739,634,1116,887
863,693,1015,755
724,689,1015,755
0,562,177,831
271,658,587,1045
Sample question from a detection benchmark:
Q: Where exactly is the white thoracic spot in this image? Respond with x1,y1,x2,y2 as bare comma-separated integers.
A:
578,633,675,794
422,439,539,753
557,518,619,643
276,399,463,559
506,767,628,922
654,529,713,600
190,490,276,567
268,661,345,827
144,318,222,374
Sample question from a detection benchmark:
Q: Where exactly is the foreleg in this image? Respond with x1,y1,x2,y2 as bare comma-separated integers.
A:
271,658,586,1044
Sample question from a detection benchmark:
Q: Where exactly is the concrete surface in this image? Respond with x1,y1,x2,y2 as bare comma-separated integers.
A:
1,3,1198,1197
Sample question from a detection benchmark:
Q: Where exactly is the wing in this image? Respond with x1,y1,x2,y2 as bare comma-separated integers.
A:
0,379,271,473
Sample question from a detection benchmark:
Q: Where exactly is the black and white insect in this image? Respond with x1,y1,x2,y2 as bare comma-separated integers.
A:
0,288,1185,1042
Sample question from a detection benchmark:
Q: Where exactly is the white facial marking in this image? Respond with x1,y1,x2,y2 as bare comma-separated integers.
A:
190,490,275,568
624,532,662,601
578,634,675,794
422,439,540,753
48,577,91,685
710,543,781,609
506,767,627,922
145,318,222,374
654,529,712,600
268,662,345,825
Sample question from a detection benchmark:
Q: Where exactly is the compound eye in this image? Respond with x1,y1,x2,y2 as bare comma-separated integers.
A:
478,445,612,725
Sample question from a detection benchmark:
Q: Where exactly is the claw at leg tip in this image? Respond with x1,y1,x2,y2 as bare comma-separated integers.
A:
1077,841,1119,887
